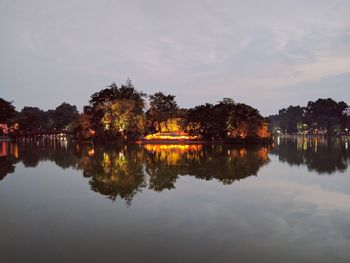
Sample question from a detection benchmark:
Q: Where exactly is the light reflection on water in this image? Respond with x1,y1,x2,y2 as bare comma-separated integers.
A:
0,137,350,262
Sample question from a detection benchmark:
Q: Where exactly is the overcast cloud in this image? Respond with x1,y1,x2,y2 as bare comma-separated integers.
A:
1,0,349,115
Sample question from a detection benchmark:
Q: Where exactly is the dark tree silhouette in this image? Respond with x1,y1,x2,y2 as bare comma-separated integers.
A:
0,98,16,123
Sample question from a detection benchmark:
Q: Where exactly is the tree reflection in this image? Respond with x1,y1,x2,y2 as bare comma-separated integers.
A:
0,158,15,180
1,141,18,180
79,146,146,205
5,137,349,206
144,144,270,190
271,136,350,174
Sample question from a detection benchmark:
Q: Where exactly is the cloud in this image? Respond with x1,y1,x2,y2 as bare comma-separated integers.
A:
0,0,349,114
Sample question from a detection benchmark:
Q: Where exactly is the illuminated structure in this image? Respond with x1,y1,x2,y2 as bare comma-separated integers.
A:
144,132,199,141
144,118,200,141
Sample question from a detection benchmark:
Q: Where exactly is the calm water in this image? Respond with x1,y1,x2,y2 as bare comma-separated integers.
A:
1,137,350,263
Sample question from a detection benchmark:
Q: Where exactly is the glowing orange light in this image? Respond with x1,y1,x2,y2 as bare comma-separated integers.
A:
88,149,95,156
144,144,202,165
144,144,202,152
144,132,198,141
1,142,6,157
239,148,247,157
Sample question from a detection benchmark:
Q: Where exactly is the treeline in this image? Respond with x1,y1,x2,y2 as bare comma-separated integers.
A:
76,80,270,141
269,98,349,135
0,98,78,132
1,79,270,141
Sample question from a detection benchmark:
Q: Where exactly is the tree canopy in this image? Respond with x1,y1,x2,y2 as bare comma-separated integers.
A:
269,98,349,134
0,98,16,123
146,92,180,133
187,99,269,140
84,80,146,139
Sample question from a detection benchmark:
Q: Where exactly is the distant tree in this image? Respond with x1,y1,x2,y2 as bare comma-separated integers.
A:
187,98,268,140
226,102,265,138
304,98,347,132
71,113,94,139
17,107,45,130
86,79,146,139
277,105,304,133
0,98,16,123
186,103,217,139
51,102,79,129
269,98,349,134
89,80,146,111
146,92,179,133
98,99,145,137
44,109,56,129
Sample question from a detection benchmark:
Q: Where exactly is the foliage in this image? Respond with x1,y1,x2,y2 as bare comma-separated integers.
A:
17,107,46,130
50,103,79,129
86,79,146,139
269,105,304,133
98,99,145,137
71,113,94,140
186,99,269,140
269,98,349,134
0,98,16,124
304,98,348,132
16,103,79,131
146,92,179,133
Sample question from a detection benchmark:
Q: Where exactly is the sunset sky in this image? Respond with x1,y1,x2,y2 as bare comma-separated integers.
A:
1,0,349,116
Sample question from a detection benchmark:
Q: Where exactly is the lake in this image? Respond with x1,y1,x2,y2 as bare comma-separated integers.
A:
1,137,349,262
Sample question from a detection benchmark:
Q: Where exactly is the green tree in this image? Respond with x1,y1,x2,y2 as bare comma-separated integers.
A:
226,102,265,138
86,79,146,139
71,113,94,139
98,99,145,137
186,103,218,139
146,92,179,133
187,99,267,140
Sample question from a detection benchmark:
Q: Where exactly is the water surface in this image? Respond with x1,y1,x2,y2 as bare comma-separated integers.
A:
1,137,350,262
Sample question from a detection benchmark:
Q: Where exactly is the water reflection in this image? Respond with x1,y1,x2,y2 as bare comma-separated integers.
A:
0,141,270,204
81,146,146,205
1,138,350,262
271,136,350,174
0,141,17,180
1,137,349,204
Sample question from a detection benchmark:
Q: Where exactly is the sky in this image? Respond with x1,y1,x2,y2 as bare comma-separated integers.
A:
0,0,349,116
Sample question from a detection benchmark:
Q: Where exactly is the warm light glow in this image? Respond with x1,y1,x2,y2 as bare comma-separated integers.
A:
144,132,198,140
256,122,271,138
144,144,202,165
1,142,6,157
239,148,247,157
144,144,202,152
88,148,95,156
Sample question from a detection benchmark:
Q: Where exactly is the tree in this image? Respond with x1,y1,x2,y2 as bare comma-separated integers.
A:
51,102,79,129
17,107,46,130
98,99,145,137
275,105,304,133
270,98,349,135
86,79,146,139
186,103,217,139
226,102,265,139
71,113,95,139
0,98,16,123
146,92,179,133
186,99,268,140
304,98,347,132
